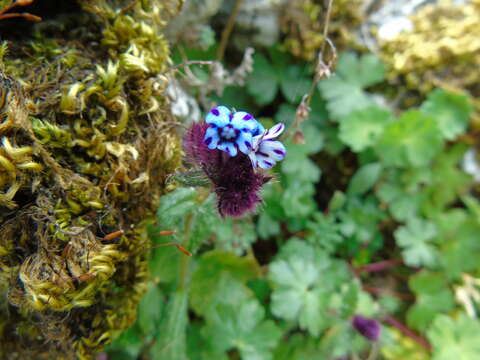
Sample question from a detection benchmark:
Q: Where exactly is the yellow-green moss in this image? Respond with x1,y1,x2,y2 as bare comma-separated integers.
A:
280,0,363,61
0,1,183,358
381,0,480,124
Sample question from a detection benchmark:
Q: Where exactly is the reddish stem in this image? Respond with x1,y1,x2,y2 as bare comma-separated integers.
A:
362,285,414,300
357,259,403,273
383,315,431,351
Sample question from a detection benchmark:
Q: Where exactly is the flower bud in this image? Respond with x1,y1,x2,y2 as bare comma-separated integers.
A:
352,315,381,341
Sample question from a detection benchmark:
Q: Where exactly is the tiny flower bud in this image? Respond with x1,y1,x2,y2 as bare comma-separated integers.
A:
352,315,381,341
293,131,305,144
295,99,310,120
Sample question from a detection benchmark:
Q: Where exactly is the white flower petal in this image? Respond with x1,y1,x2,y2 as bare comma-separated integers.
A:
258,140,286,161
263,123,285,140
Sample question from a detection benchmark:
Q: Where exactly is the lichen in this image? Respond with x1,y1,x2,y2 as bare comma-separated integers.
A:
0,1,182,358
381,0,480,123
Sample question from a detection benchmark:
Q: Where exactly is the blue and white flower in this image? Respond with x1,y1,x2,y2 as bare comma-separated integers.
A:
248,123,286,169
203,106,261,157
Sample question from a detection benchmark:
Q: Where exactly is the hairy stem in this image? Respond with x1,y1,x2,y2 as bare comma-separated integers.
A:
179,212,194,290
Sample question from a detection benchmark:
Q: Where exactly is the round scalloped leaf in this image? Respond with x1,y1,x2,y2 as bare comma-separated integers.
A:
421,89,473,140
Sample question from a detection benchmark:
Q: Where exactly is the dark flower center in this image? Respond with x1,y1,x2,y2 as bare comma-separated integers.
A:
219,124,240,141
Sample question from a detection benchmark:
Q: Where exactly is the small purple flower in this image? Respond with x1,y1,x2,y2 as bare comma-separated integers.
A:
203,106,261,157
184,121,270,217
352,315,381,341
248,123,287,169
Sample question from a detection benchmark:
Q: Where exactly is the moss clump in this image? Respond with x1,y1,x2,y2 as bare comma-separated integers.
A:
0,1,182,358
381,0,480,122
280,0,363,60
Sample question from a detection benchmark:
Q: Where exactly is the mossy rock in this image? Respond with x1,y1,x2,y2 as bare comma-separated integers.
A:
0,0,182,358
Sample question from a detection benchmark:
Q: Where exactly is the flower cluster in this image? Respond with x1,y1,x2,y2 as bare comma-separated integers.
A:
203,106,286,169
184,106,286,217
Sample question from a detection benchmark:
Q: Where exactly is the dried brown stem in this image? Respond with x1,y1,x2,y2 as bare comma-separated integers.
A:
285,0,336,140
216,0,243,62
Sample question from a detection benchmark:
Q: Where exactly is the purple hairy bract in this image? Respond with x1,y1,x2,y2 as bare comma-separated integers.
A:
184,121,270,217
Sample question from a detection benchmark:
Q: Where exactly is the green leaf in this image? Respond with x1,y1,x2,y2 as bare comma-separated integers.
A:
190,251,260,316
274,103,296,127
421,89,473,140
420,144,472,216
318,76,373,119
318,53,384,119
257,212,281,240
150,290,189,360
428,314,480,360
328,190,347,212
306,212,344,253
282,129,323,183
347,162,383,196
187,323,229,360
406,271,454,331
137,283,164,335
339,107,393,152
394,217,438,268
338,197,384,244
212,85,254,110
376,180,422,222
330,282,360,318
438,219,480,279
269,256,329,336
247,53,278,105
211,218,256,254
150,189,218,284
155,188,216,253
309,91,329,127
375,110,443,167
273,334,323,360
261,182,288,220
281,179,317,218
336,52,385,88
202,299,282,360
106,326,143,359
279,65,311,104
268,240,349,336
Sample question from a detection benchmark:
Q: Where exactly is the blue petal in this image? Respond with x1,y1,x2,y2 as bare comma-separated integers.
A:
217,141,238,157
252,121,265,137
236,132,253,154
204,127,220,149
206,106,230,127
258,140,286,161
231,111,256,131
